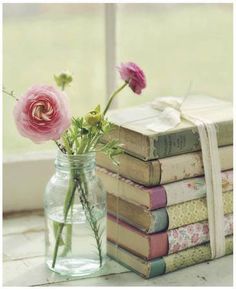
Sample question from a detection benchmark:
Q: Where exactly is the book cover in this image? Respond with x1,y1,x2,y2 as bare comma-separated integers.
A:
103,95,233,161
107,235,233,278
97,167,233,210
96,145,233,186
107,191,233,233
107,214,233,260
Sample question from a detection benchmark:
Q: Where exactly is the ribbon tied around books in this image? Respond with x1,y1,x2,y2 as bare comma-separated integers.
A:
112,95,228,260
148,95,225,259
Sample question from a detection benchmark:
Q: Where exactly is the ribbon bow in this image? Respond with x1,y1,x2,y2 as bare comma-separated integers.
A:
146,96,185,132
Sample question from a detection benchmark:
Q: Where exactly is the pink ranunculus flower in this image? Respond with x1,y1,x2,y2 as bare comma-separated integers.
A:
118,62,146,95
13,85,71,143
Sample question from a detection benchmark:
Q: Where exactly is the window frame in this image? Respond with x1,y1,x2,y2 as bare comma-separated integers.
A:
3,4,117,213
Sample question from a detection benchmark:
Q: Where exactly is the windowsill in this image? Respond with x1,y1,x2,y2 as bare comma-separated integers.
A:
3,152,56,213
3,210,130,286
3,210,233,286
3,150,56,163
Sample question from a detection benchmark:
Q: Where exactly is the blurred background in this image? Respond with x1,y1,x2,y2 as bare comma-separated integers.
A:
3,3,233,156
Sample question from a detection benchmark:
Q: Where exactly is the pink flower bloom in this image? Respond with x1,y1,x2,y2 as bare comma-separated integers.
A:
118,62,146,94
14,85,71,143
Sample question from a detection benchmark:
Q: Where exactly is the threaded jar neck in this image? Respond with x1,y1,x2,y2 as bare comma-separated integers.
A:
55,150,96,173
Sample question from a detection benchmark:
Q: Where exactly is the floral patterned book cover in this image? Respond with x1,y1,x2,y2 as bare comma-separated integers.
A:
107,213,233,260
98,167,233,210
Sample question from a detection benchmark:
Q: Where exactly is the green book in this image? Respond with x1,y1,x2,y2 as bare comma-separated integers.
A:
102,95,232,161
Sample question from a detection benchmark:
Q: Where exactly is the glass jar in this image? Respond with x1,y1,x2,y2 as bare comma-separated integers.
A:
44,150,107,276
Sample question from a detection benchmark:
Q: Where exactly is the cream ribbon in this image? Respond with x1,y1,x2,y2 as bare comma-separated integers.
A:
149,96,225,258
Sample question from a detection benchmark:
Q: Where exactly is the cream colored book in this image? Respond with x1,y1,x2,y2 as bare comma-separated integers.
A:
107,190,233,233
96,167,233,210
107,235,233,278
107,214,233,260
96,145,233,186
102,95,233,161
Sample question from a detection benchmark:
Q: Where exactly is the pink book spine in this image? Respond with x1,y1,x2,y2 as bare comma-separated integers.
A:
97,165,167,210
107,214,168,260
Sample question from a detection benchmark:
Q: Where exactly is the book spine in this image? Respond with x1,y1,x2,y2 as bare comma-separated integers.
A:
149,120,232,160
150,128,200,159
148,232,168,259
97,165,167,210
108,237,233,279
147,186,167,209
148,259,166,278
107,241,166,279
148,208,168,233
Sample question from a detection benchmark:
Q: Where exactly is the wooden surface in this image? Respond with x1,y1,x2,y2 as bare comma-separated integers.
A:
3,211,233,287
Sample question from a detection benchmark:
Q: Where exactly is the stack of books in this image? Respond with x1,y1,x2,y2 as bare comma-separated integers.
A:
96,95,233,278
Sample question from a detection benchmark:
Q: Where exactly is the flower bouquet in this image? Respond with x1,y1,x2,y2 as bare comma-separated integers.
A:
3,62,146,276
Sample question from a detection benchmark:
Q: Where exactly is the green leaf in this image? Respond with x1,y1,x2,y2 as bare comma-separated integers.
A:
97,139,123,165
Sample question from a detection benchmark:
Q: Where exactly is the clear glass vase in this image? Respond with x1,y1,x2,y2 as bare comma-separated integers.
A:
44,150,107,276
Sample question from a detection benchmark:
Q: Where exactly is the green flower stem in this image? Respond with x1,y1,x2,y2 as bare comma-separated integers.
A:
51,179,77,268
61,165,77,257
52,134,75,267
62,134,73,155
77,136,89,154
54,140,66,154
103,82,128,116
77,171,103,267
61,180,75,257
63,135,75,255
2,88,19,101
83,137,92,153
74,136,80,155
63,175,75,214
84,133,99,153
84,124,103,153
61,224,73,257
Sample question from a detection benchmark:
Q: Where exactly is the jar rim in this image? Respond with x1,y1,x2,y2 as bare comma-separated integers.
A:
57,149,96,158
55,149,96,170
